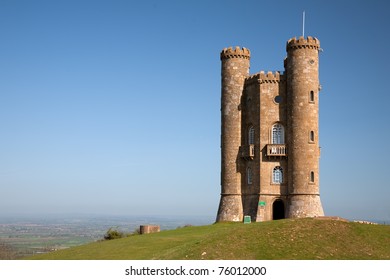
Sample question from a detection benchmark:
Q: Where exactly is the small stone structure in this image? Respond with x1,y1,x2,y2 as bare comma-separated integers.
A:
139,225,160,234
217,36,325,222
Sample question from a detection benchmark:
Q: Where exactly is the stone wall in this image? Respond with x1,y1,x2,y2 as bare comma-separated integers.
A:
139,225,160,234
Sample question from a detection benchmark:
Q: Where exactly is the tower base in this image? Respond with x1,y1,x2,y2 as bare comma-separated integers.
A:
216,195,243,222
288,194,324,218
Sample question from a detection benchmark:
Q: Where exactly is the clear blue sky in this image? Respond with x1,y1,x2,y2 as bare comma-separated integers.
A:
1,0,389,221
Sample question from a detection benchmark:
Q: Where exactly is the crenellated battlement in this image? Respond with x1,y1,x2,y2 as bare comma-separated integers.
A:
259,71,285,83
245,71,285,85
286,36,320,51
245,73,260,85
220,46,251,60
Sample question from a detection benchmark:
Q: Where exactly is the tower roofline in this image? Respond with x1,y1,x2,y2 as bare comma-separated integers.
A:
258,71,285,84
220,46,251,60
286,36,320,51
245,71,285,86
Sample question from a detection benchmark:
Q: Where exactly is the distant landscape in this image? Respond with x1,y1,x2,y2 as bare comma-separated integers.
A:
0,214,214,259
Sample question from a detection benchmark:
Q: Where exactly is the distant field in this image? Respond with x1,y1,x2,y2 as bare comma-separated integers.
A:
29,218,390,260
0,236,94,259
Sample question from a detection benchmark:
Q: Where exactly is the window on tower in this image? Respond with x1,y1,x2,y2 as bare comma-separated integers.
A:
272,166,283,184
274,95,282,104
248,126,255,145
310,131,315,142
247,167,253,185
272,124,285,144
310,171,315,183
310,91,315,103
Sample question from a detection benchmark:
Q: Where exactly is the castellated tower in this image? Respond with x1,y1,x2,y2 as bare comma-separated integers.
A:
286,37,324,218
216,47,250,222
216,37,324,222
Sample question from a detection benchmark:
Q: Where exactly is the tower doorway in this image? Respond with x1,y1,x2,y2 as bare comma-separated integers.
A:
272,199,285,220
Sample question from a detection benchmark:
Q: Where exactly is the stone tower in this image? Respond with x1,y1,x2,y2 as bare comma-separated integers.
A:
216,47,250,222
216,37,324,222
286,37,324,218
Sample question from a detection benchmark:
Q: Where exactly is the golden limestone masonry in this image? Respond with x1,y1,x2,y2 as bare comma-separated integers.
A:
217,37,324,222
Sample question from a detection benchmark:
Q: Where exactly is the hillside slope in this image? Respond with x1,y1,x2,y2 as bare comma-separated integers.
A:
29,218,390,260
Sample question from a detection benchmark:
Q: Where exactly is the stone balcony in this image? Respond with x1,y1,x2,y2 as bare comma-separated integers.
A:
266,144,287,157
241,144,255,160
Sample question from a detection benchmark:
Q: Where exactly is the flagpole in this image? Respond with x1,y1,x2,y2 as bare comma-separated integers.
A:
302,11,305,38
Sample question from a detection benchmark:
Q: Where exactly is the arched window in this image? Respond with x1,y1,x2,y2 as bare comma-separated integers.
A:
247,167,253,185
310,171,315,183
273,166,283,184
248,126,255,145
272,124,284,144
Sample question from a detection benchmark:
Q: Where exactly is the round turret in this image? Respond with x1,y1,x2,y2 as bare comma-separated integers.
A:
216,46,250,222
286,36,320,51
220,46,251,60
285,36,324,218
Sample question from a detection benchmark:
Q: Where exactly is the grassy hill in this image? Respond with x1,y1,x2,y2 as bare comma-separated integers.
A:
28,218,390,260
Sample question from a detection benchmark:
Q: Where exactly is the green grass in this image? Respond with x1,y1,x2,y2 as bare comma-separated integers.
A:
28,218,390,260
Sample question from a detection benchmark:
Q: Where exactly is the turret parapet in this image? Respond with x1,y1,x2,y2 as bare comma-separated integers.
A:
286,36,320,51
258,71,285,83
220,46,251,60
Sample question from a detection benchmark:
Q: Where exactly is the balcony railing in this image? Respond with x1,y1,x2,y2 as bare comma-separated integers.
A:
266,144,287,157
241,144,255,160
